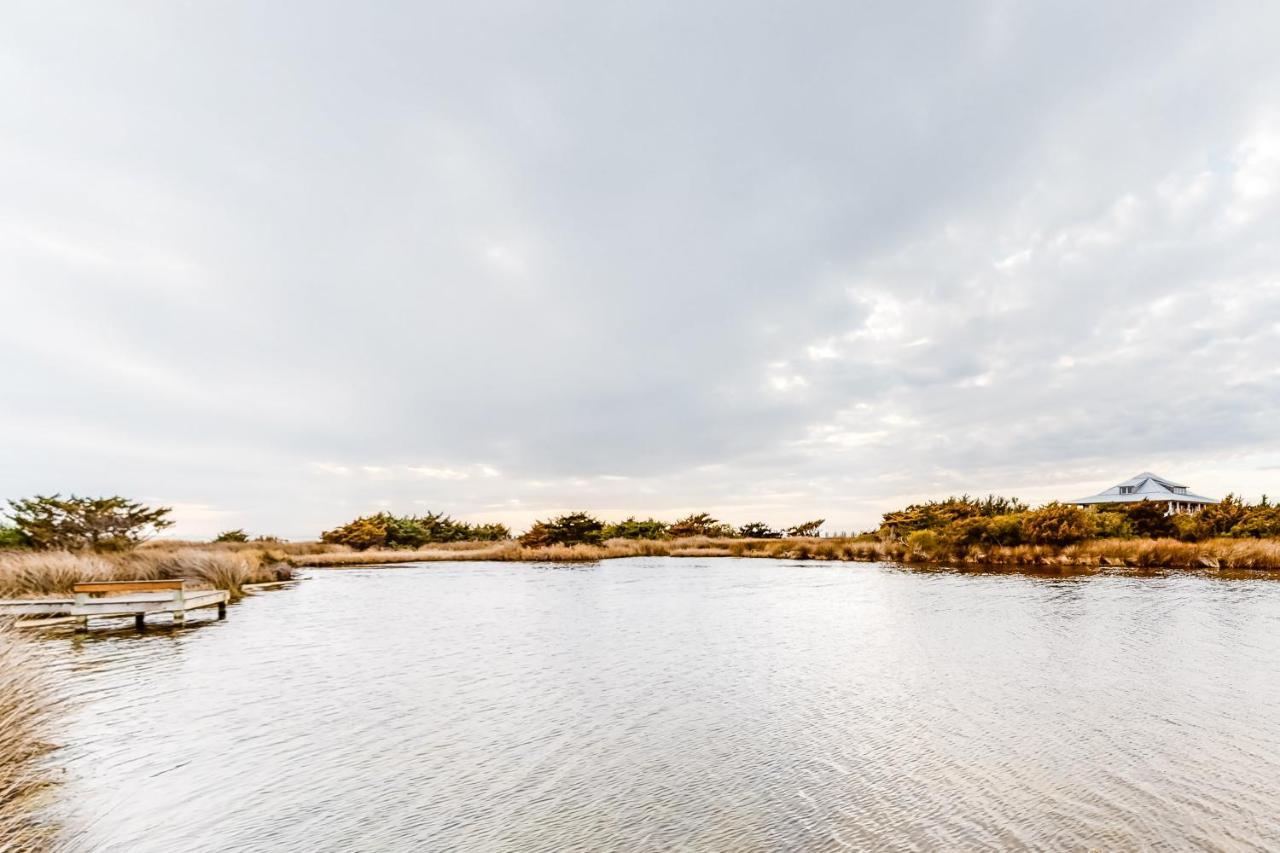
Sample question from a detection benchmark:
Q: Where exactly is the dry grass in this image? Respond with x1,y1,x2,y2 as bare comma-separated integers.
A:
288,534,1280,572
0,548,294,600
0,621,58,851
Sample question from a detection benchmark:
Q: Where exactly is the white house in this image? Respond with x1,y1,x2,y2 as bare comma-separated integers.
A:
1071,472,1217,514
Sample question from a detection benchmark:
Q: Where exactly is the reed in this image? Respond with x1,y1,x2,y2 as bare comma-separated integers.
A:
0,621,58,851
0,549,294,600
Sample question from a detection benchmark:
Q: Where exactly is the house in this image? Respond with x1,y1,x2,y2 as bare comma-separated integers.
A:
1071,472,1217,514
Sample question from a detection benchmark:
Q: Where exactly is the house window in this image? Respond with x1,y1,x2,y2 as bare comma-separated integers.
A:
1119,486,1134,494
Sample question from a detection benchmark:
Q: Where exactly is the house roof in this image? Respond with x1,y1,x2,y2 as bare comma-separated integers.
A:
1073,472,1217,505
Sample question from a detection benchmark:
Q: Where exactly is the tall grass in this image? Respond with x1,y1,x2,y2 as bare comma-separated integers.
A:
0,549,294,599
0,621,57,851
287,535,1280,571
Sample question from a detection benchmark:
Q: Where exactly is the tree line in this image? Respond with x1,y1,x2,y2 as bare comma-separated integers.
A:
877,493,1280,553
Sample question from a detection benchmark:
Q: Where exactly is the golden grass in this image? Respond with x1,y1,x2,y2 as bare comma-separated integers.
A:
0,621,58,851
288,534,1280,571
0,548,294,600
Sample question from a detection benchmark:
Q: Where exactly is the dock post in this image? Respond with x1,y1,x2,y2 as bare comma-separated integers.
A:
217,601,227,620
74,615,89,633
135,613,146,632
173,610,185,626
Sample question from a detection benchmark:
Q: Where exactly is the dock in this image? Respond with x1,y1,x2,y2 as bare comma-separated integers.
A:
0,579,229,631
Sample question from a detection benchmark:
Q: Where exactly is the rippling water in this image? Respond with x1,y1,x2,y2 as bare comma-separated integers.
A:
40,558,1280,851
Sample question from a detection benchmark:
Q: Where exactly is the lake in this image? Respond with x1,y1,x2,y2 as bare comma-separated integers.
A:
42,558,1280,851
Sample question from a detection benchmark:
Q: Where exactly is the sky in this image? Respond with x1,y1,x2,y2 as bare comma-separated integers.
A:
3,1,1280,539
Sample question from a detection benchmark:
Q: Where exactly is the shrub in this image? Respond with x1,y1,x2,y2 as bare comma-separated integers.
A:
737,522,782,539
321,511,508,550
668,513,735,538
321,515,389,550
603,517,670,540
519,512,605,547
6,494,173,552
0,526,27,550
1197,494,1249,537
1021,503,1096,546
1091,511,1132,539
786,519,825,537
1124,501,1176,539
880,495,1027,537
951,513,1025,548
214,529,250,543
905,529,944,558
1230,505,1280,538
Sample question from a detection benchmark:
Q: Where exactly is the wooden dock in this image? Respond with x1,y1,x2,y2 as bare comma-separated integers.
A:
0,579,229,631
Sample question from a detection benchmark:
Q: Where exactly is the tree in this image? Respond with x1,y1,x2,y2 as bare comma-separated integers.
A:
1020,503,1096,546
786,519,825,538
603,517,670,540
214,529,250,543
737,521,781,539
668,513,734,538
0,524,28,549
1196,494,1249,537
6,494,173,551
321,514,390,550
1124,500,1176,539
519,512,605,547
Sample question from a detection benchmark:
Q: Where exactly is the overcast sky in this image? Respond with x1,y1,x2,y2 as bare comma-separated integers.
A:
3,2,1279,539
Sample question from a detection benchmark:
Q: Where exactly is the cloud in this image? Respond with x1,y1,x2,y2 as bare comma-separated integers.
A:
2,1,1279,537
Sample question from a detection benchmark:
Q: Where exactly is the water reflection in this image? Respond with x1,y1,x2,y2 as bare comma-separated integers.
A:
40,558,1280,851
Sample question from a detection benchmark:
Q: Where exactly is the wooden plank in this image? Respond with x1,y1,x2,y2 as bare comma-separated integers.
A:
70,590,228,617
73,579,187,594
0,600,75,615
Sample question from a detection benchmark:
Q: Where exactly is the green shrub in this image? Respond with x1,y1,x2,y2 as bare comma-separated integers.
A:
6,494,173,552
668,513,735,538
1124,501,1176,539
737,521,781,539
1021,503,1096,546
1230,505,1280,538
786,519,825,537
905,529,944,558
880,495,1027,537
1091,511,1132,539
214,529,250,543
603,517,670,540
0,525,28,549
951,513,1025,548
519,512,605,547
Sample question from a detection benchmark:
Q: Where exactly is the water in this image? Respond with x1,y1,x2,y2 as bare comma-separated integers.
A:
41,558,1280,851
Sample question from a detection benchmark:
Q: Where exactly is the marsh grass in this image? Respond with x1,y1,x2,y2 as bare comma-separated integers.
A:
285,534,1280,570
0,549,294,599
0,621,57,851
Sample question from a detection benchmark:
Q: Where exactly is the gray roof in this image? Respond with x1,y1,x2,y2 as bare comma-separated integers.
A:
1073,471,1217,505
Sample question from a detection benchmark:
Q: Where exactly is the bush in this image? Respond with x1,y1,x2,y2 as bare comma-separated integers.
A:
321,512,509,550
880,495,1027,537
0,526,27,550
1021,503,1096,546
905,530,944,558
603,517,670,540
1197,494,1249,537
1124,501,1176,539
668,513,735,538
1091,511,1132,539
786,519,825,537
6,494,173,552
519,512,606,547
737,521,782,539
214,529,250,543
1230,505,1280,538
951,514,1025,548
